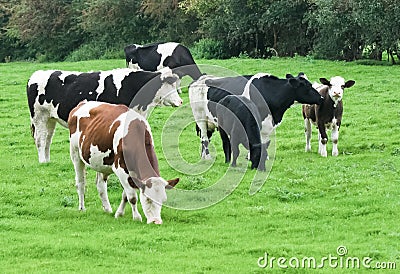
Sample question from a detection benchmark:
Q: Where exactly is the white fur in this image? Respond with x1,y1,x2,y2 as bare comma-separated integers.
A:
156,42,179,71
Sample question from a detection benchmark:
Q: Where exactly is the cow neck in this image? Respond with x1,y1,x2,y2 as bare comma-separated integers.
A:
251,77,294,125
121,119,160,181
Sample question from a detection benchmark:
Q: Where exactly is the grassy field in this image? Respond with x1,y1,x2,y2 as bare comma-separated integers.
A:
0,57,399,273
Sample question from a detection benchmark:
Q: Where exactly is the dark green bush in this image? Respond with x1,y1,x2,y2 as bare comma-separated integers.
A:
191,38,230,59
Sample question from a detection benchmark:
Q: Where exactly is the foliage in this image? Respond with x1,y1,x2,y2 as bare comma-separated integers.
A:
0,58,399,272
0,0,400,61
191,38,229,59
6,0,83,61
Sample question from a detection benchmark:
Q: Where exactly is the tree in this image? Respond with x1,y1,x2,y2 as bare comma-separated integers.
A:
141,0,200,45
7,0,83,61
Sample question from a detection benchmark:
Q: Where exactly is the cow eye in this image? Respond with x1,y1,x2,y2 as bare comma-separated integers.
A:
341,85,344,89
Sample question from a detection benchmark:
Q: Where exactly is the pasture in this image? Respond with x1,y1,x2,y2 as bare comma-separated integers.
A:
0,57,399,273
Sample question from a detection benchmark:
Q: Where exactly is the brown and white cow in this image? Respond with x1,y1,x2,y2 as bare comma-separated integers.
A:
68,101,179,224
302,76,355,157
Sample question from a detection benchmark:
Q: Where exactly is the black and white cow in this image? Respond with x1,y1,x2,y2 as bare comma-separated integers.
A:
27,67,181,163
216,95,267,171
303,76,355,157
189,73,324,162
68,101,179,224
124,42,203,92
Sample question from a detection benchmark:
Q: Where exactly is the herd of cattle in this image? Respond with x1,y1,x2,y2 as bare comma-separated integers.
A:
26,42,355,224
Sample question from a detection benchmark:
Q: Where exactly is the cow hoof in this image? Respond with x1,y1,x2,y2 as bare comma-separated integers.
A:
103,206,113,213
114,211,124,218
133,215,143,222
202,154,212,160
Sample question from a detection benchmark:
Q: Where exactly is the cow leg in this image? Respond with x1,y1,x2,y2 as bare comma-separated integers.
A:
113,168,142,221
115,190,141,221
32,115,56,163
331,123,340,156
230,135,240,167
125,188,142,222
218,126,231,163
95,172,112,213
70,145,86,211
197,121,212,160
318,126,328,157
114,190,128,218
304,118,312,152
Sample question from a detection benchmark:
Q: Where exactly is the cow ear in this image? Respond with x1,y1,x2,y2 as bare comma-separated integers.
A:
298,72,308,80
320,78,331,86
344,80,355,88
286,74,294,79
288,78,300,88
129,177,145,190
165,178,179,189
162,75,179,85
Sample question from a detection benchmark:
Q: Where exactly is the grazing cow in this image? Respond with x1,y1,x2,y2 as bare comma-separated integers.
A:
216,95,267,171
124,42,203,92
68,101,179,224
27,67,181,163
189,73,324,162
303,76,355,157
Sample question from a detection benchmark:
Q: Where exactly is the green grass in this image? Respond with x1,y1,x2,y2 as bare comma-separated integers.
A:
0,57,399,273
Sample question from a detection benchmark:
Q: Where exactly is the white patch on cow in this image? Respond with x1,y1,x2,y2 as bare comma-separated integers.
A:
95,71,110,98
85,144,113,173
110,69,132,97
260,114,275,145
327,76,346,107
156,42,179,71
28,70,56,96
242,73,269,99
72,100,96,119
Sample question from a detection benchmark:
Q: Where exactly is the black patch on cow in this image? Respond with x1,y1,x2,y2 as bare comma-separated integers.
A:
125,44,161,71
125,42,202,80
27,83,39,118
119,71,162,112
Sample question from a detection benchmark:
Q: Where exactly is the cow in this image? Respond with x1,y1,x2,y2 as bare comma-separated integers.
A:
124,42,203,92
302,76,355,157
216,95,268,171
27,67,182,163
68,101,179,224
188,73,324,163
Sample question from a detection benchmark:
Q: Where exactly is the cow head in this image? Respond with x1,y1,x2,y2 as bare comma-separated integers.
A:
156,68,183,107
320,76,355,105
287,73,324,105
137,177,179,224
